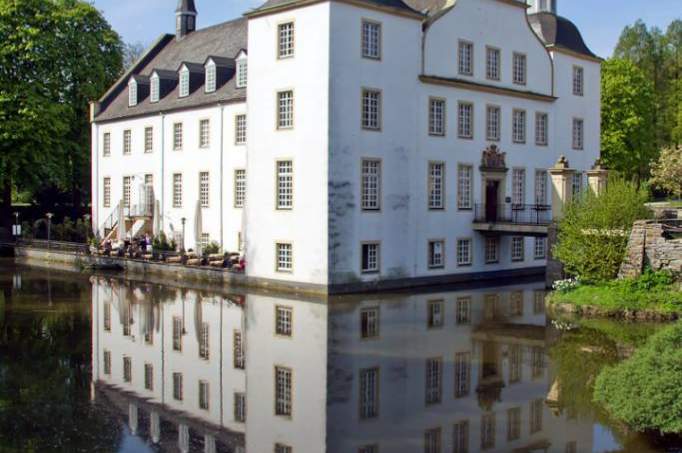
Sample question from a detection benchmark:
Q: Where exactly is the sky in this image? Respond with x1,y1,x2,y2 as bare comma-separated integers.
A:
92,0,681,59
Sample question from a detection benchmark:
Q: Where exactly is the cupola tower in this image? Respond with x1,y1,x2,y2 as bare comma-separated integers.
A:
528,0,557,14
176,0,197,40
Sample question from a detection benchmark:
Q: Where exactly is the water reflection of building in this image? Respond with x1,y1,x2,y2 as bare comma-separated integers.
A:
91,277,592,453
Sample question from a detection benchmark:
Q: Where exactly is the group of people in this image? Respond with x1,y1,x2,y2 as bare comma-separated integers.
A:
101,234,152,258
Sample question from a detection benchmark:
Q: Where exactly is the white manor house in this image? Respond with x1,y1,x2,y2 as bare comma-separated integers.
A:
90,0,602,292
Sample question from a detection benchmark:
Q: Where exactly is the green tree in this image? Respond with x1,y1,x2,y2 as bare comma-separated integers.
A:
553,177,651,282
650,146,682,199
601,59,656,181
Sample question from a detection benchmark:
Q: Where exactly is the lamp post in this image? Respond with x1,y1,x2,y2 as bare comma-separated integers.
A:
46,212,54,249
13,212,19,244
181,217,186,252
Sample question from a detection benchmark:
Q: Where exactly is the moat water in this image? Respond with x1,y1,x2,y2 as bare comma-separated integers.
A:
0,260,680,452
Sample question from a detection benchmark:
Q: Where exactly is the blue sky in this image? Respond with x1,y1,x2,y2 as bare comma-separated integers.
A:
92,0,680,58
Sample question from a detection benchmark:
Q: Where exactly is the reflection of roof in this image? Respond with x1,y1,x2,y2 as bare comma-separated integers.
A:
473,323,547,345
528,12,599,59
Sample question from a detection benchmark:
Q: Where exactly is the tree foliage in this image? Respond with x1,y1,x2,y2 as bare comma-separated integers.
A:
650,145,682,199
553,178,651,282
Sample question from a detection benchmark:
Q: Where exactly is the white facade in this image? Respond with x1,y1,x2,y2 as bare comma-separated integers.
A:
91,0,601,291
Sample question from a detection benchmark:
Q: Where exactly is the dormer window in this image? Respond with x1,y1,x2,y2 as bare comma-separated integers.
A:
150,74,160,103
179,67,190,97
128,80,138,107
236,54,247,88
205,61,216,93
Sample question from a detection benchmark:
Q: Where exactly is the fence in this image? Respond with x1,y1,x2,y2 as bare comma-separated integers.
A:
474,204,552,225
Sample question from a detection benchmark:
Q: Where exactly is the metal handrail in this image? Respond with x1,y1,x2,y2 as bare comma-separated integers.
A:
474,204,552,225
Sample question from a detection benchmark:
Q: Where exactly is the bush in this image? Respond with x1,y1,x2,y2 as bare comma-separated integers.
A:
594,322,682,434
553,177,651,282
203,241,220,255
152,232,175,252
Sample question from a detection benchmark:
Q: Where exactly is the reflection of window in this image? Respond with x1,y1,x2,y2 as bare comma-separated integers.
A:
507,407,521,441
361,307,379,338
509,345,522,383
173,372,183,400
531,347,545,379
172,316,182,351
566,441,578,453
534,290,546,314
427,300,444,328
123,356,132,383
103,350,111,375
144,363,153,391
275,444,292,453
199,380,210,410
454,352,471,398
199,322,209,359
275,366,293,416
360,367,379,419
103,303,111,331
481,413,496,450
424,428,442,453
456,297,471,325
234,392,246,422
453,420,469,453
530,398,544,433
425,358,442,405
359,445,378,453
510,291,524,317
233,331,245,369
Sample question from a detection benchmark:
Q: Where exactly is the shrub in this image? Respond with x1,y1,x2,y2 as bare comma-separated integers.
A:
553,177,651,282
203,241,221,255
594,322,682,434
152,232,175,252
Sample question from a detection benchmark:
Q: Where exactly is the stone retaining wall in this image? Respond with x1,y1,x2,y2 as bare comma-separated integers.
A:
619,220,682,279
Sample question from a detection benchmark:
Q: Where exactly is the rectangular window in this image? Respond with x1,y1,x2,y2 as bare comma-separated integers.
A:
150,77,159,102
361,89,381,130
276,160,293,209
144,127,153,153
509,344,522,383
362,20,381,59
531,347,545,379
234,169,246,208
235,114,247,145
234,330,245,369
277,90,294,129
456,297,471,325
123,356,132,383
122,176,131,208
457,102,473,139
123,130,131,155
513,52,527,85
534,237,547,259
276,306,293,337
485,237,499,264
278,22,295,58
361,159,381,210
428,300,444,328
454,352,471,398
458,41,473,76
510,291,524,317
511,237,525,262
566,442,577,453
103,132,111,156
507,407,521,441
129,82,137,107
275,366,293,416
512,109,526,143
457,165,473,210
535,170,547,205
275,444,292,453
206,65,216,93
424,428,442,453
512,168,526,206
481,413,496,450
572,172,583,198
453,420,469,453
103,178,111,208
144,363,153,391
535,112,548,146
428,162,445,209
172,316,182,351
123,304,131,336
425,358,442,405
361,307,379,338
103,303,111,331
179,70,189,97
429,98,446,136
428,240,445,269
173,173,182,208
486,105,500,141
361,242,380,273
572,118,584,150
199,322,209,360
103,350,111,375
573,66,584,96
199,172,209,208
234,392,246,422
199,119,210,148
534,290,546,314
199,380,210,410
173,372,183,400
200,233,210,249
173,122,183,150
486,47,500,80
456,239,472,266
237,60,248,88
360,368,379,419
276,242,293,272
530,399,543,433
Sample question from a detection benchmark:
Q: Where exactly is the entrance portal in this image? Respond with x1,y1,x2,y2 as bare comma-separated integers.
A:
485,180,499,222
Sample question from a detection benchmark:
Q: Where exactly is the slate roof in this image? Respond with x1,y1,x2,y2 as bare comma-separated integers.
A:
250,0,423,15
528,12,599,59
95,17,247,122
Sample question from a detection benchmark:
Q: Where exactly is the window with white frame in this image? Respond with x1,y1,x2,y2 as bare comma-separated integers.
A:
200,233,210,248
513,52,527,85
199,119,210,148
361,159,381,210
458,102,473,139
456,297,471,324
456,239,472,266
234,392,246,422
486,47,500,81
535,112,548,146
535,170,547,205
128,81,137,107
123,130,131,155
278,22,295,58
276,160,293,209
361,243,380,273
458,41,473,76
359,367,379,419
427,300,444,328
481,413,496,449
199,171,209,208
144,127,153,153
103,350,111,375
235,114,247,145
199,380,210,410
275,366,292,416
205,62,216,93
534,237,547,259
236,58,247,88
572,118,584,150
511,237,525,262
512,109,526,143
103,177,111,208
173,372,183,400
172,174,182,208
233,330,245,369
429,98,446,136
428,162,445,210
425,358,442,405
234,169,246,208
277,90,294,129
428,240,445,269
103,132,111,156
457,165,473,210
172,316,182,351
179,68,189,97
362,20,381,59
453,421,469,453
454,352,471,397
199,322,209,359
425,428,442,453
276,306,293,337
122,176,131,208
486,105,500,141
485,236,499,264
276,242,293,272
361,89,381,130
123,356,132,383
572,172,583,198
573,65,584,96
173,122,183,150
512,168,526,206
150,75,160,102
361,307,379,338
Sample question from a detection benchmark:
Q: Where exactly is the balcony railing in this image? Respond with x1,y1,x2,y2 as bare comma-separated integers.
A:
474,204,552,225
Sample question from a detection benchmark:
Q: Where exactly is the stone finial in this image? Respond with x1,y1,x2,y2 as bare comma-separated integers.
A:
592,158,606,171
553,155,570,170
